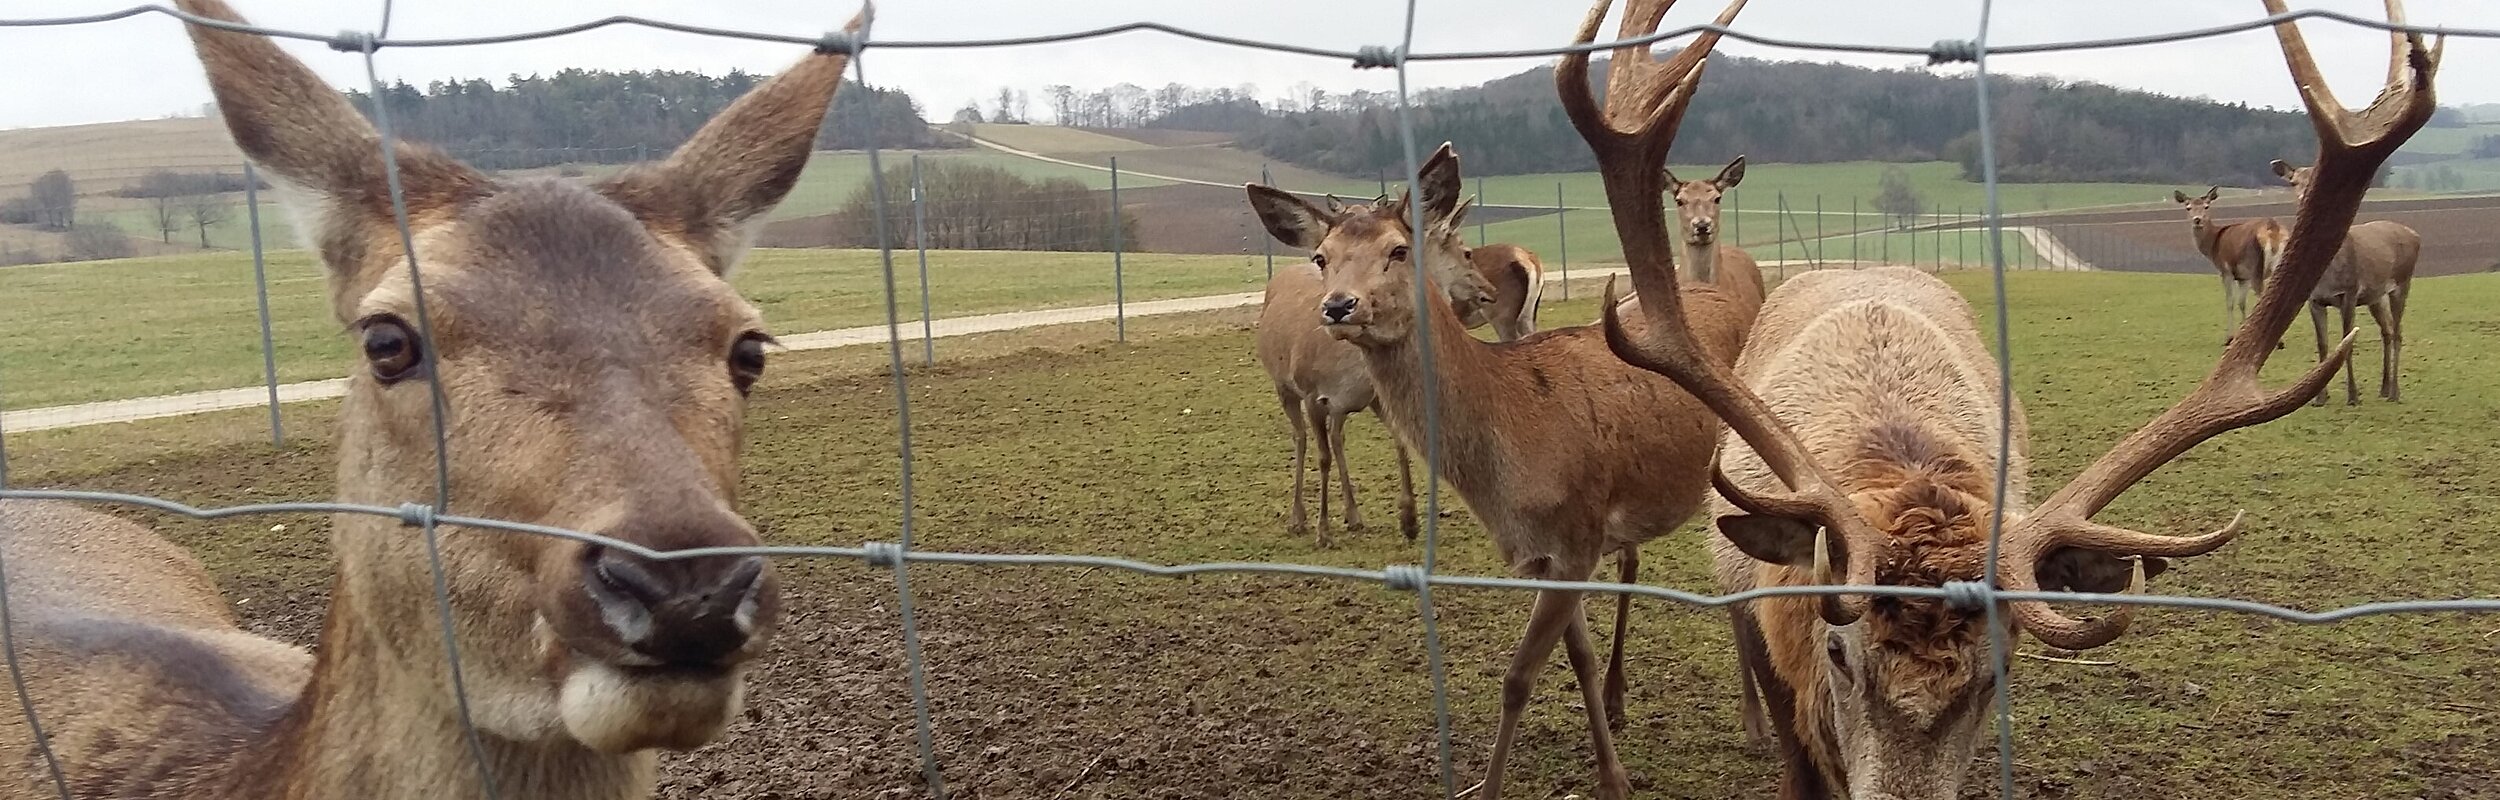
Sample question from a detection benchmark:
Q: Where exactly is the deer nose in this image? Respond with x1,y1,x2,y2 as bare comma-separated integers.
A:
1320,294,1361,323
583,546,772,666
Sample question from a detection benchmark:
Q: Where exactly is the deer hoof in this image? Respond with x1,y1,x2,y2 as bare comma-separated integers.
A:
1595,769,1632,800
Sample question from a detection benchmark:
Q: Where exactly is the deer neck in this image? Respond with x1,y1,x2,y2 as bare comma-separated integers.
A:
1353,288,1501,486
2190,220,2224,259
1684,238,1720,284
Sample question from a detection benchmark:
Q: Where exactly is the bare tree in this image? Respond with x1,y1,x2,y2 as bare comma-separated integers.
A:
29,169,75,231
1045,84,1077,125
181,192,229,249
1873,166,1922,230
151,194,181,243
65,220,133,261
992,86,1018,123
1013,90,1031,125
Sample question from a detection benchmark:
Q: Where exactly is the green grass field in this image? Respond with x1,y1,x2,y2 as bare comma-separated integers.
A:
1476,197,2045,267
0,247,1261,410
3,269,2492,798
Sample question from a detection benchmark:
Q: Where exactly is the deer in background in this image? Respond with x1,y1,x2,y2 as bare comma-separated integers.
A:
1250,136,1758,800
1257,192,1501,544
2172,186,2286,347
1461,239,1548,341
0,1,869,797
2271,158,2421,405
1584,0,2437,795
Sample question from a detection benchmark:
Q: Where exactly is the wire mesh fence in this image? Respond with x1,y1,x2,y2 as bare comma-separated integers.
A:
1,2,2498,799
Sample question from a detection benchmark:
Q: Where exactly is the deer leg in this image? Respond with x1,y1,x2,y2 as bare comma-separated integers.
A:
1563,598,1634,800
1281,390,1309,536
2368,294,2399,401
2389,286,2409,402
2309,302,2332,408
1730,606,1772,751
1378,408,1418,540
1307,399,1334,547
1603,547,1637,732
1329,406,1363,531
1483,586,1584,800
2338,300,2361,406
2220,273,2238,347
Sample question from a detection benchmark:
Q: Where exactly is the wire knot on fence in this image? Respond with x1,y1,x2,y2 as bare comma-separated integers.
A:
326,29,379,53
1352,45,1404,69
1926,38,1981,65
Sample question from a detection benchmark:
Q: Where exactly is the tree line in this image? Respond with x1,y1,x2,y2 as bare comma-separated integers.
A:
1020,53,2343,187
820,162,1135,252
342,69,954,170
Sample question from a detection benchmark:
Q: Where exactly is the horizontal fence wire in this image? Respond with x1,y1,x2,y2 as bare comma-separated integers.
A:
1,3,2496,800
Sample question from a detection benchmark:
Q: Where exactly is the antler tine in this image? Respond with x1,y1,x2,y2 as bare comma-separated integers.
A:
1999,0,2438,651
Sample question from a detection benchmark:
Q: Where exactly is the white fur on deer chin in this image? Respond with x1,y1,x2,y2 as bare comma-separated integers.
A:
558,661,749,753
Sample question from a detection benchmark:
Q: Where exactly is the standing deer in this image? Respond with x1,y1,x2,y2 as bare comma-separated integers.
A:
2172,186,2287,347
1668,156,1758,285
1584,0,2437,796
1247,7,1751,791
2270,159,2421,405
1460,241,1547,341
0,1,868,797
1257,193,1500,545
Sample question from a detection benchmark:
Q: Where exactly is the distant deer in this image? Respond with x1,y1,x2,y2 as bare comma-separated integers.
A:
1249,10,1753,790
1669,156,1757,285
0,1,868,797
1585,0,2436,795
2271,159,2422,405
2171,186,2286,347
1256,193,1501,544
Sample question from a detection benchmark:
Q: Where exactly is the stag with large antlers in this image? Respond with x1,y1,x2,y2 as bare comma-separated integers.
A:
1257,192,1502,544
0,1,868,797
1578,0,2437,796
1247,139,1758,798
2269,159,2421,405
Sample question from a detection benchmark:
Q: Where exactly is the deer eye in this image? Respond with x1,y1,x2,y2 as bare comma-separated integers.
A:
1311,253,1328,270
359,316,424,384
729,333,771,395
1388,245,1409,262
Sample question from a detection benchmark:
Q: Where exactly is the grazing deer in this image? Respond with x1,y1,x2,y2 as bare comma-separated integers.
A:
2270,159,2422,405
1583,0,2437,796
2171,186,2287,347
0,1,869,797
1461,242,1547,341
1257,194,1500,544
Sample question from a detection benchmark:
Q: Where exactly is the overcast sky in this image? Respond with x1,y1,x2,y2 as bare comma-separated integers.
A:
3,0,2495,132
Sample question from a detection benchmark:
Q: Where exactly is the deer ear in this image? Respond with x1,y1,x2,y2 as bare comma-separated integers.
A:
2270,160,2296,180
1715,155,1748,190
1414,142,1464,223
2204,186,2221,201
2038,551,2170,594
598,7,871,276
175,0,487,285
1248,184,1336,250
1662,166,1683,188
2172,190,2190,205
1717,515,1822,567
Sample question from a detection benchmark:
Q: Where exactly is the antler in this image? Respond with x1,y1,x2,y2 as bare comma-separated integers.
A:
1566,0,1887,625
1996,0,2439,651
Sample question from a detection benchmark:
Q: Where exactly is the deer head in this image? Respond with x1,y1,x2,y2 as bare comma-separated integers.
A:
1578,0,2435,794
177,0,866,753
1246,144,1474,346
1665,155,1746,248
2171,185,2223,231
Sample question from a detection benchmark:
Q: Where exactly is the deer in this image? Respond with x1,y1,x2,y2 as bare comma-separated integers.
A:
2171,186,2287,348
2269,159,2422,405
1577,0,2438,796
1257,193,1502,545
0,1,871,797
1459,241,1547,341
1249,12,1754,789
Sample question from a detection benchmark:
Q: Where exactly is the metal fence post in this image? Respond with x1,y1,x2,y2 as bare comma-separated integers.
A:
911,154,935,364
1815,194,1824,266
1261,164,1275,280
1111,156,1126,343
1555,182,1569,301
1909,203,1919,268
1851,195,1860,266
1775,190,1788,268
1379,169,1389,199
1933,202,1944,272
1957,206,1966,268
1475,176,1487,246
1730,185,1742,245
244,162,283,447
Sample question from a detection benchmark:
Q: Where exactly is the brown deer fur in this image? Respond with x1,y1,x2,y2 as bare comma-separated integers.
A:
2271,160,2421,405
0,2,867,797
1252,141,1761,800
1463,243,1546,341
1583,1,2437,796
2172,186,2287,347
1255,193,1498,544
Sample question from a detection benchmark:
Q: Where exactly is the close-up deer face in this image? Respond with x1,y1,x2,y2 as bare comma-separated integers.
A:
2171,185,2223,230
172,0,866,754
1665,156,1746,247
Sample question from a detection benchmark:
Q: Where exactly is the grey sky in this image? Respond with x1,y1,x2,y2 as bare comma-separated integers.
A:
3,0,2495,132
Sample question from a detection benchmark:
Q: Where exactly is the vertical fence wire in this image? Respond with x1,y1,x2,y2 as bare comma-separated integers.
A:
1111,156,1126,343
1387,8,1460,793
912,154,936,364
244,161,285,446
1959,0,2023,795
0,324,71,800
355,37,503,800
851,42,951,799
